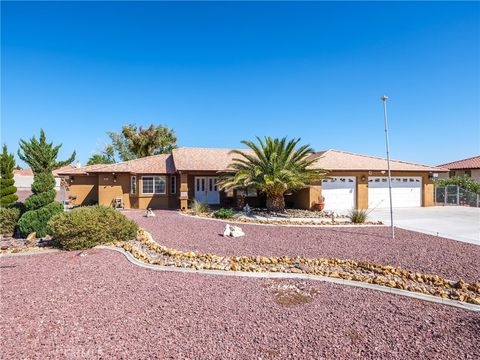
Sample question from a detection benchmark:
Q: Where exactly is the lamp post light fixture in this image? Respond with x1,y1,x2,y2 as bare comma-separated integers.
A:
381,95,395,240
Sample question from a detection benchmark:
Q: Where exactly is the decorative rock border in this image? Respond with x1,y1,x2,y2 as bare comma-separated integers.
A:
179,211,384,227
106,229,480,307
96,245,480,312
0,247,58,256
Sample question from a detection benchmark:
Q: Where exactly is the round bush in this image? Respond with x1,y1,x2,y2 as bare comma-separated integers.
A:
24,189,56,211
0,207,21,236
213,208,235,219
47,206,139,250
17,201,64,238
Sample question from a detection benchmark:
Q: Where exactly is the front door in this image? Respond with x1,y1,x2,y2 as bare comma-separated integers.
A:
195,177,220,204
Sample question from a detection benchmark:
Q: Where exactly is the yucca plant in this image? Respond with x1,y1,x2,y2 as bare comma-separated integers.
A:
219,136,327,212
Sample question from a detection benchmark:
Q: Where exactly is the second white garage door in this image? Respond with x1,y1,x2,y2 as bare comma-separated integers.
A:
368,176,422,208
322,177,356,211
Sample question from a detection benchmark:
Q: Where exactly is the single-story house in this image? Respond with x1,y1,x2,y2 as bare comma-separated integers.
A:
58,148,447,211
438,156,480,181
14,164,77,190
14,164,78,202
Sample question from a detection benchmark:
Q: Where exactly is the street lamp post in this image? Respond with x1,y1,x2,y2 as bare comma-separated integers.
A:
381,95,395,239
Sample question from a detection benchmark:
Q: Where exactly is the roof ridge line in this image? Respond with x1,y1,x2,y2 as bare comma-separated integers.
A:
327,149,444,169
438,155,480,167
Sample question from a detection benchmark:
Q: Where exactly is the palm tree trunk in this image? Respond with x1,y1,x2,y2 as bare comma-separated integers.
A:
266,194,285,212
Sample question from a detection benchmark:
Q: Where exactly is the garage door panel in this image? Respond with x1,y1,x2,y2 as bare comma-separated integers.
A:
368,177,421,208
322,177,356,210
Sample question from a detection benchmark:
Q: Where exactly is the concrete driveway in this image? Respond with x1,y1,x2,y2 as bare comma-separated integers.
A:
369,206,480,245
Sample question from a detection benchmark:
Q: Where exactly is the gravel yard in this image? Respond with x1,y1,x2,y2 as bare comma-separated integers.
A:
1,250,479,359
127,210,480,283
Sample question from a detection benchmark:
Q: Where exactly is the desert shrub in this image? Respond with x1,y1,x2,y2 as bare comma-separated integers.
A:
213,208,234,219
24,189,56,211
191,200,209,215
47,206,138,250
347,209,368,224
0,207,21,236
17,201,64,237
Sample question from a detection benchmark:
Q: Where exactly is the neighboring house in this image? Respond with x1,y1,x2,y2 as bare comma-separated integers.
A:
438,156,480,181
14,164,76,189
13,164,77,202
13,168,34,189
59,147,447,211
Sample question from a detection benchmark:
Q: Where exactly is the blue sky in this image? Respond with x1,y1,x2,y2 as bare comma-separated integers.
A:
2,1,479,167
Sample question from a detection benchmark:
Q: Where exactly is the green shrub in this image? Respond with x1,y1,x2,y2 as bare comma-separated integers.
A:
18,171,60,238
347,209,368,224
31,172,56,194
17,201,64,238
213,208,234,219
47,206,139,250
435,175,480,194
191,200,209,215
24,189,56,211
0,207,21,236
0,145,18,206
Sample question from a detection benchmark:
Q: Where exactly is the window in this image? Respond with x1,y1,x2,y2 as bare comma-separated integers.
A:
449,171,456,178
170,176,176,194
465,170,471,177
130,176,137,195
142,176,166,194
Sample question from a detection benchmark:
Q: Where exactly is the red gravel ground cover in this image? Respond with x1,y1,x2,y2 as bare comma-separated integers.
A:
1,250,479,359
126,210,480,283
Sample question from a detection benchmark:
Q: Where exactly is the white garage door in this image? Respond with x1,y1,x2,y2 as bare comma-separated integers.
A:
368,177,422,208
322,177,356,211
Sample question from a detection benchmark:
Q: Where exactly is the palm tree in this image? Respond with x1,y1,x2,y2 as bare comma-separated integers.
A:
219,136,327,212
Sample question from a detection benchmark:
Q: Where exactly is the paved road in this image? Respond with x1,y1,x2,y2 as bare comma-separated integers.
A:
369,206,480,245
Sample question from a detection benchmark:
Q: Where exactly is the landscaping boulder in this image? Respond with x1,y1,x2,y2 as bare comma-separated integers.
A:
223,224,245,237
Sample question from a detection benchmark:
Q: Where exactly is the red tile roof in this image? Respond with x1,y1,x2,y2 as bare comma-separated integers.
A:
14,168,34,176
172,147,255,171
87,154,175,174
52,164,75,176
438,156,480,170
56,164,109,175
309,150,447,172
54,147,448,176
15,165,76,176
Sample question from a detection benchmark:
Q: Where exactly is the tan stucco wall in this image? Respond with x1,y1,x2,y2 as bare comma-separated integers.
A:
67,175,99,206
97,173,179,210
98,173,131,208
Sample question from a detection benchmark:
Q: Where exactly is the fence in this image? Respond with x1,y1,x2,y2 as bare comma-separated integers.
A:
435,185,480,207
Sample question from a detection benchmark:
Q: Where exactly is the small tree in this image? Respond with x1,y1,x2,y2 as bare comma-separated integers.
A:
18,129,76,174
0,144,18,206
17,130,75,237
219,136,327,212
